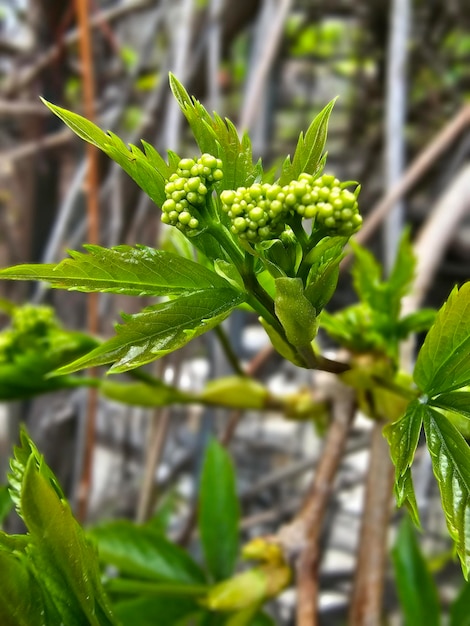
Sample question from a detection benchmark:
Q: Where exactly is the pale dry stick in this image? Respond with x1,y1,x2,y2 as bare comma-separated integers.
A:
341,103,470,270
348,166,470,625
2,0,155,97
238,0,293,133
274,377,356,626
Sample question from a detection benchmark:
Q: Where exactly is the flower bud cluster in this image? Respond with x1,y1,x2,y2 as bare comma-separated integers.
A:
162,154,223,232
310,174,362,235
220,173,362,243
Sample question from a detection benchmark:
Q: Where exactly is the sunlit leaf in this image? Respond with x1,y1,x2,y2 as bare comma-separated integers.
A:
54,287,245,375
414,282,470,395
0,245,232,296
423,405,470,577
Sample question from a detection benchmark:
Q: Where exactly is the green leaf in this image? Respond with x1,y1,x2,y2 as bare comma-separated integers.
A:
430,391,470,420
349,240,385,310
54,287,245,374
304,236,346,312
279,98,336,184
387,228,416,306
391,515,440,626
384,400,424,526
414,282,470,395
450,580,470,626
89,520,206,585
169,74,258,191
423,405,470,577
397,308,437,338
274,277,317,347
8,429,117,625
199,439,240,581
42,99,171,206
113,595,200,626
0,245,232,296
0,485,13,525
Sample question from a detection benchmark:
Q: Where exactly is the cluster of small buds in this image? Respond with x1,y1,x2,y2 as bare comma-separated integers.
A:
12,305,57,335
220,173,362,243
220,183,290,242
310,174,362,235
161,154,223,232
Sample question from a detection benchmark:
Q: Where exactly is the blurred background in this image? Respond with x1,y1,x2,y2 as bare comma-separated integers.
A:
1,0,470,623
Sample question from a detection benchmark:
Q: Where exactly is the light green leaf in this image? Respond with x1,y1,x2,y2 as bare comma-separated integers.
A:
54,287,245,375
384,400,423,526
279,98,336,184
414,282,470,395
423,405,470,577
89,520,206,584
198,376,269,410
387,228,416,306
9,429,117,625
397,308,437,338
430,391,470,420
42,99,171,206
274,277,317,347
169,74,259,191
391,515,440,626
199,439,240,582
0,245,232,296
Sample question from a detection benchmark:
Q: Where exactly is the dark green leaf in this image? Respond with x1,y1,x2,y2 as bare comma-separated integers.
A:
414,282,470,395
450,580,470,626
105,578,207,596
54,287,245,374
423,405,470,577
280,99,336,184
430,391,470,420
384,400,423,526
42,100,170,206
391,515,440,626
89,520,206,584
199,439,240,581
113,595,200,626
0,245,231,296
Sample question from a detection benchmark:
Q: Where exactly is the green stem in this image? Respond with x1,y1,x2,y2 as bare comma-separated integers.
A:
64,376,101,388
214,324,245,376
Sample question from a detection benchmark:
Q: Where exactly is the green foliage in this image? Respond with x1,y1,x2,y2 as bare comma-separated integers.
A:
199,439,240,582
391,515,440,626
1,428,118,625
0,302,98,400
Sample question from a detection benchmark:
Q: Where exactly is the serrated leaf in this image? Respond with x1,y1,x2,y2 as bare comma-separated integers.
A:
42,99,170,206
55,287,245,375
89,520,206,584
8,430,117,625
0,244,230,296
199,439,240,582
279,98,336,184
169,74,258,190
423,405,470,577
414,282,470,395
391,515,440,626
384,400,423,526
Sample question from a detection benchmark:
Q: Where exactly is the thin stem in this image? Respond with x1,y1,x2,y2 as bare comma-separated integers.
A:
214,324,245,376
